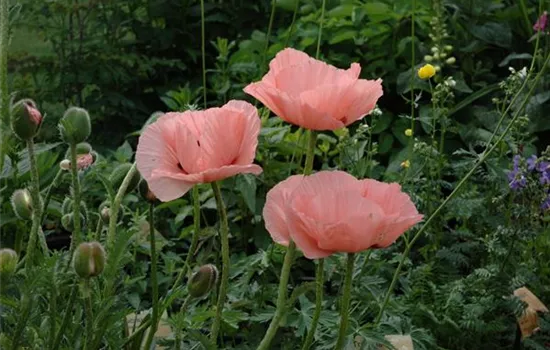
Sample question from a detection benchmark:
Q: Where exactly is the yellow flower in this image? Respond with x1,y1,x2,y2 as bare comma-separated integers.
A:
401,160,410,168
418,64,436,80
404,129,413,137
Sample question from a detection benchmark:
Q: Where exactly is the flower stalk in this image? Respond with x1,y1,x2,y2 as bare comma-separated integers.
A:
25,139,44,269
210,181,230,342
143,203,159,350
68,143,83,255
334,253,355,350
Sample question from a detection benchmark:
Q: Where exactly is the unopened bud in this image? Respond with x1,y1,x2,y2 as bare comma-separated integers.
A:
11,189,33,220
61,213,86,232
60,159,71,170
404,129,413,137
401,160,411,168
188,264,218,298
72,242,106,278
424,55,433,62
139,180,158,203
76,142,93,155
445,57,456,65
0,249,18,278
109,163,141,194
100,207,110,224
59,107,91,144
10,99,43,140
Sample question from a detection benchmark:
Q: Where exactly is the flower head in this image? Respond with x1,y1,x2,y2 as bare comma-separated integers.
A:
136,100,263,202
244,48,383,131
534,11,548,32
262,171,423,259
418,64,436,80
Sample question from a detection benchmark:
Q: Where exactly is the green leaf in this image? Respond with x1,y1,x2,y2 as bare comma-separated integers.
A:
499,53,533,67
470,22,512,48
236,174,257,214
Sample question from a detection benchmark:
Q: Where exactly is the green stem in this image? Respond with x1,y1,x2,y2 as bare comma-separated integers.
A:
10,294,32,350
257,130,318,350
261,0,277,73
25,139,44,269
335,253,356,350
0,0,8,127
301,259,324,350
47,280,57,349
200,0,207,108
41,169,63,224
315,0,326,59
51,283,79,350
283,0,300,48
144,204,159,350
405,0,416,179
83,279,94,350
175,296,193,350
122,318,152,348
106,162,137,252
94,214,102,241
68,143,82,255
210,181,230,342
371,52,550,327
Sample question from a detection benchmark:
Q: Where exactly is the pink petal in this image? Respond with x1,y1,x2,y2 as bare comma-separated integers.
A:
243,83,303,125
263,175,304,246
342,78,384,126
146,175,195,202
375,214,424,248
286,210,333,259
201,164,263,183
222,100,261,165
290,171,359,204
361,179,421,217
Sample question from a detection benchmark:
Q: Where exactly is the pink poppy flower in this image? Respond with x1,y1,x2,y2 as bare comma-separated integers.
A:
243,48,383,131
263,171,423,259
136,100,263,202
534,11,548,32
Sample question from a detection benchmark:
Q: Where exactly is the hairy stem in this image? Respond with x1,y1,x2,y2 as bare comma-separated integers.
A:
143,204,159,350
301,259,324,350
25,139,44,269
210,181,230,342
335,253,355,350
51,283,78,350
68,143,83,255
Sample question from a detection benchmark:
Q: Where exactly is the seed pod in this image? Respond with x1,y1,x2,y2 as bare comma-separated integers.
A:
10,99,43,140
72,242,106,278
59,107,91,144
0,248,18,278
109,163,141,194
188,264,218,298
11,189,33,220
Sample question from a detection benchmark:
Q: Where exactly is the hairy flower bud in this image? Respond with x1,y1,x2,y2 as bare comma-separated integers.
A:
60,159,71,170
10,99,43,140
188,264,218,298
59,107,91,144
139,180,158,203
61,213,86,232
109,163,141,194
0,248,18,278
11,189,33,220
72,242,106,278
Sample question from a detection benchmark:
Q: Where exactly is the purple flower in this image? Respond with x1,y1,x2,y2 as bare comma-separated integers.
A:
534,11,548,32
527,155,538,171
513,155,521,170
540,170,550,185
508,170,527,190
536,161,550,173
541,195,550,210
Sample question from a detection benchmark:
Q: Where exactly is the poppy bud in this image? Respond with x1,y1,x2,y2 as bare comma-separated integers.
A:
10,99,43,140
76,142,93,155
11,189,33,220
59,107,91,144
60,159,71,170
109,163,141,194
61,213,86,232
188,264,218,298
72,242,106,278
62,198,87,218
138,180,158,203
98,201,111,224
0,248,18,278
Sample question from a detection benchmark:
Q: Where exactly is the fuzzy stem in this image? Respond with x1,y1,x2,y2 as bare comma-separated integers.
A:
210,181,230,342
283,0,300,48
314,0,326,59
106,162,137,252
41,169,63,224
301,259,324,350
200,0,207,108
82,279,94,350
143,204,159,350
10,293,32,350
68,143,82,255
372,52,550,327
51,283,78,350
257,130,317,350
335,253,355,350
25,139,44,269
405,0,416,179
0,0,8,126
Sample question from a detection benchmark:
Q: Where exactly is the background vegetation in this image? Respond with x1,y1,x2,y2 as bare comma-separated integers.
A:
2,0,550,349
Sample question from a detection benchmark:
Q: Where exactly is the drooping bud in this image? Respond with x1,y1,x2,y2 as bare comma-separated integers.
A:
0,248,18,278
72,242,106,278
138,180,158,203
99,201,111,224
109,163,141,194
188,264,218,298
10,99,43,140
59,107,91,144
61,213,86,232
11,189,33,220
